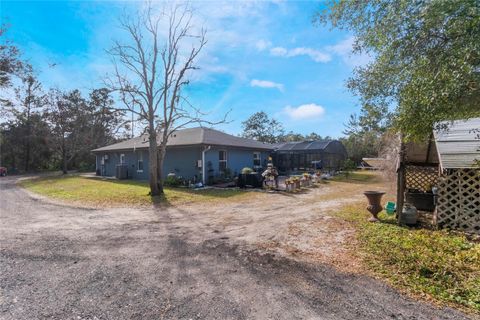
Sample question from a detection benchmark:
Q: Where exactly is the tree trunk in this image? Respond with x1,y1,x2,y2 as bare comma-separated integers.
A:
157,144,167,194
62,140,68,174
157,157,164,194
24,82,32,172
148,130,160,196
24,140,30,172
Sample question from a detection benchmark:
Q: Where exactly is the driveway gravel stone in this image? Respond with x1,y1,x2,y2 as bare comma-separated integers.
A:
0,176,472,320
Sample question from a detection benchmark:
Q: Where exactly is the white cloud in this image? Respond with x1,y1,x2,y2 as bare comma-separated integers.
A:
326,36,373,67
270,46,331,63
283,103,326,120
250,79,284,91
255,39,272,51
270,46,288,56
327,36,354,56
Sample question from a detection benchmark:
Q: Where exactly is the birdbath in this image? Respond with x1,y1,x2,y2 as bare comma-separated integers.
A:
363,191,385,222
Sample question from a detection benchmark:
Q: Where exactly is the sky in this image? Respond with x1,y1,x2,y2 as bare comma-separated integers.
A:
1,0,370,138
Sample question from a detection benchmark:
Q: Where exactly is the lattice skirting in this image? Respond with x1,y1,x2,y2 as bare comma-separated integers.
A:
405,165,438,192
435,169,480,234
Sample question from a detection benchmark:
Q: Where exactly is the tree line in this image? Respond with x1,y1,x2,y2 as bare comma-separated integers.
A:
241,110,387,164
2,0,478,196
243,0,480,164
1,4,225,197
0,26,127,173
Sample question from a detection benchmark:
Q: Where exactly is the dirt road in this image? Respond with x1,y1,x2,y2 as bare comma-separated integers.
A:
0,176,470,319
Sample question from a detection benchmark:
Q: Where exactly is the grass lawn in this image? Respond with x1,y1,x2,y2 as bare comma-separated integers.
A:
330,170,378,183
336,204,480,314
19,175,256,207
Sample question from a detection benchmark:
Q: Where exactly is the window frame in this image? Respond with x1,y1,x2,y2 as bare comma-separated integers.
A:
120,153,125,164
137,152,144,173
253,151,261,168
219,150,227,172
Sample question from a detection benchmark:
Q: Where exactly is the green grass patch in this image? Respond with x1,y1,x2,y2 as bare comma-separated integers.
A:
330,171,377,183
19,175,254,207
336,204,480,313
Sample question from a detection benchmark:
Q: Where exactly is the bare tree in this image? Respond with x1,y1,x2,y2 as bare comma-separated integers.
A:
106,3,225,195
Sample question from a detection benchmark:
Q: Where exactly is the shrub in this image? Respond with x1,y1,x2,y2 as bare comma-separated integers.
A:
222,167,232,179
241,167,253,174
343,159,356,179
78,161,95,172
164,175,181,187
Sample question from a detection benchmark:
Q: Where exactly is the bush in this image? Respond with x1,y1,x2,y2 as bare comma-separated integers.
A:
222,167,233,179
241,167,254,174
164,175,181,187
78,161,95,172
343,158,356,179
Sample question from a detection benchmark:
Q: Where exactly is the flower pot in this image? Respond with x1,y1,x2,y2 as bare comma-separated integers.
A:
363,191,385,222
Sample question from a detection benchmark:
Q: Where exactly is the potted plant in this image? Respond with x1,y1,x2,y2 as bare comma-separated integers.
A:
292,176,301,189
285,178,294,192
302,173,312,187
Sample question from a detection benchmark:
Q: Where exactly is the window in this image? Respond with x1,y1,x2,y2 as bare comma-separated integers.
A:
219,150,227,172
137,152,144,172
253,152,261,167
120,153,125,164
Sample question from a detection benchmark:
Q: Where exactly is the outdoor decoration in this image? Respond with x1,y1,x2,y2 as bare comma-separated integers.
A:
261,163,279,189
293,177,301,189
311,171,322,183
284,177,301,192
363,191,385,222
284,178,295,192
301,173,311,187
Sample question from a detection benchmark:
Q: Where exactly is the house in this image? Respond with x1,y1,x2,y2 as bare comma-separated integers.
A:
396,117,480,233
92,127,273,184
271,140,347,174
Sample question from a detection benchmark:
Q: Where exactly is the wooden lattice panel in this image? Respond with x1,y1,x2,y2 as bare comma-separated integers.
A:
436,169,480,234
405,165,438,192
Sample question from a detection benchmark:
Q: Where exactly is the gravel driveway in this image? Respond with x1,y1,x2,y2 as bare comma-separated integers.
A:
0,176,471,320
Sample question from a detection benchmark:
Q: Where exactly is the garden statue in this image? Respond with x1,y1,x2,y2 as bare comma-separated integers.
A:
262,163,279,189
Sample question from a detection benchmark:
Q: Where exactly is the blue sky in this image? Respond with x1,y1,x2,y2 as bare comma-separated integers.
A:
1,0,369,138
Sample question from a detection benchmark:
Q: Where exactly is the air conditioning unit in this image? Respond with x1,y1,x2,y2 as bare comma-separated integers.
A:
116,164,129,179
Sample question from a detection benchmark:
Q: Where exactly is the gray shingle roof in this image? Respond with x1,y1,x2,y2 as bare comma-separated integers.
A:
434,117,480,169
92,127,275,152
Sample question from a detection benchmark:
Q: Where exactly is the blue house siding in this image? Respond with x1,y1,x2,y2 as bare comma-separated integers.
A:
95,145,270,183
96,150,149,180
204,147,270,177
163,147,203,181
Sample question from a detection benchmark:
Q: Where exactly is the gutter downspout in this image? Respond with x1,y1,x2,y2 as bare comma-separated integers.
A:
202,145,211,185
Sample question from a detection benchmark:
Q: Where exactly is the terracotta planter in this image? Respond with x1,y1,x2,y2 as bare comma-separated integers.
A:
363,191,385,222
